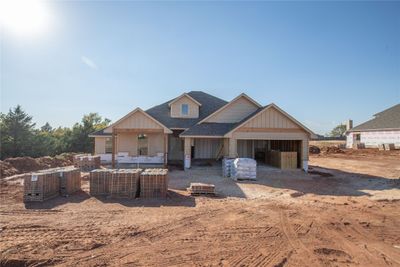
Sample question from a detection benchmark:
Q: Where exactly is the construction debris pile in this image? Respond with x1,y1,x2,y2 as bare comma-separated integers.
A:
89,168,168,199
74,154,101,171
23,166,81,202
309,145,321,154
140,169,168,198
188,183,215,195
321,146,345,154
223,158,257,180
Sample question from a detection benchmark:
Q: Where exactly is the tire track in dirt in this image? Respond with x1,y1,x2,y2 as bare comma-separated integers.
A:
279,209,321,266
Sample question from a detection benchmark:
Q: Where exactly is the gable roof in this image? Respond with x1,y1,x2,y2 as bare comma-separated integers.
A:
223,103,316,138
168,93,202,107
198,93,262,124
88,128,111,137
180,123,236,137
348,103,400,132
103,108,172,134
146,91,227,129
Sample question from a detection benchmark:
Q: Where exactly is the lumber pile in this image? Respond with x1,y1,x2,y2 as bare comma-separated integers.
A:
266,151,297,169
188,183,215,195
140,169,168,198
74,154,100,171
230,158,257,180
23,166,81,202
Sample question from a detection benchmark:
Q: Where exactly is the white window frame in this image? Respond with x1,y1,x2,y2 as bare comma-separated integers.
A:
181,104,189,116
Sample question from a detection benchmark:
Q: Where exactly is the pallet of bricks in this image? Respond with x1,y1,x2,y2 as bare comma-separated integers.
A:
111,169,141,198
89,169,141,198
140,169,168,198
74,154,101,172
24,166,81,202
188,183,215,196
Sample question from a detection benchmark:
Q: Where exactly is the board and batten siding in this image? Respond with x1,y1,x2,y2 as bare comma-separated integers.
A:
229,106,310,162
116,132,164,156
205,96,258,123
242,106,299,129
170,95,200,118
94,137,106,154
103,110,164,134
194,138,222,159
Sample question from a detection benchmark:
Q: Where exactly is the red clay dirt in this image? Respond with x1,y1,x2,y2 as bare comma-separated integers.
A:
0,149,399,266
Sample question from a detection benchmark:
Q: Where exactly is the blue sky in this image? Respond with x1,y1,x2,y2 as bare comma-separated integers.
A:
1,1,399,135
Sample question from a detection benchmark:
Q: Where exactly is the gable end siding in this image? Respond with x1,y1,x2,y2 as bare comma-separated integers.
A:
170,95,200,118
205,96,259,123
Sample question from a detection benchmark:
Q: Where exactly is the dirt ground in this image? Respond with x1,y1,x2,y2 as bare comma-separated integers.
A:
1,149,400,266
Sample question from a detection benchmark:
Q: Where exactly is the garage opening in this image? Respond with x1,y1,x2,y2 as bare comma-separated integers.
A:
237,140,302,169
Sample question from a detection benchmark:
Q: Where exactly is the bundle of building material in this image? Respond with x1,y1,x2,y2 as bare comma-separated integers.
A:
110,169,141,198
188,183,215,195
140,168,168,198
23,171,60,202
378,144,385,151
89,169,112,196
384,143,395,151
267,151,297,169
230,158,257,180
24,166,81,202
58,167,81,196
74,155,101,171
222,158,234,178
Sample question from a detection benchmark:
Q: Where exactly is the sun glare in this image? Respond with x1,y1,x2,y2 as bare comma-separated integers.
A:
0,0,51,37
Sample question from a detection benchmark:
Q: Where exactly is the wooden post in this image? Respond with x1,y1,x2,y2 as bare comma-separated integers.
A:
112,130,116,168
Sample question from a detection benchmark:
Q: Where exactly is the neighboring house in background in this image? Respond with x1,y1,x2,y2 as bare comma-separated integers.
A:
89,91,316,170
346,104,400,149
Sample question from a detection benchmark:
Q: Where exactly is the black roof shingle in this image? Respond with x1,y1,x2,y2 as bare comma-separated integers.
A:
349,103,400,132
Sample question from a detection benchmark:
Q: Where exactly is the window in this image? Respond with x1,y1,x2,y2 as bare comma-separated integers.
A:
181,104,189,116
105,138,112,153
137,134,148,155
355,134,361,141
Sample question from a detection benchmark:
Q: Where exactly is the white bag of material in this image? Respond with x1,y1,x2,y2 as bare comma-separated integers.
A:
222,158,234,177
230,158,257,180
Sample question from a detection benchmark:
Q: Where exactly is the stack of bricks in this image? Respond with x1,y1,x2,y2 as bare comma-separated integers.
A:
140,169,168,198
24,166,82,202
74,154,101,171
24,171,60,202
110,169,141,199
188,183,215,195
89,169,112,196
57,166,81,196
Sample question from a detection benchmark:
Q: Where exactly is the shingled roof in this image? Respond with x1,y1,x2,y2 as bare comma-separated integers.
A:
145,91,227,129
349,103,400,132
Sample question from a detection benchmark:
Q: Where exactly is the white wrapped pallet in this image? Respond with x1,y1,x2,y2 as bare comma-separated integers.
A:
222,158,234,178
230,158,257,180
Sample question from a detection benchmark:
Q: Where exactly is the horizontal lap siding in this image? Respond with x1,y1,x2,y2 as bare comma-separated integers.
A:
194,139,222,159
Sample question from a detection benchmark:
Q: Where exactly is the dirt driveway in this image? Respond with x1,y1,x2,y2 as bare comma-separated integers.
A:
1,150,399,266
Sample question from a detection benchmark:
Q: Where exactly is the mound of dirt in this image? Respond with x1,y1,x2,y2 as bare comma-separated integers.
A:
1,153,76,179
0,161,19,177
321,146,345,154
309,145,321,154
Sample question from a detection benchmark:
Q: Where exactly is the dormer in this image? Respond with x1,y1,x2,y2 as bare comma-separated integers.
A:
169,93,202,118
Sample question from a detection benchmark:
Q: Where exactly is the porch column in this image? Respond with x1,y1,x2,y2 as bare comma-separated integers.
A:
301,139,309,172
228,138,237,158
163,134,168,168
184,137,192,170
111,129,116,168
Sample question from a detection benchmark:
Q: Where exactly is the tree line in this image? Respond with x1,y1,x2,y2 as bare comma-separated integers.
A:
0,105,110,160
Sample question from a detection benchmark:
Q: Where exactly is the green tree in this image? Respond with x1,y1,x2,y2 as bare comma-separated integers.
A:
68,113,110,153
328,124,347,137
0,105,36,159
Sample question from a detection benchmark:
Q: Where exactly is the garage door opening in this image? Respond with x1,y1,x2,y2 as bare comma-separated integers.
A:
237,140,302,169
